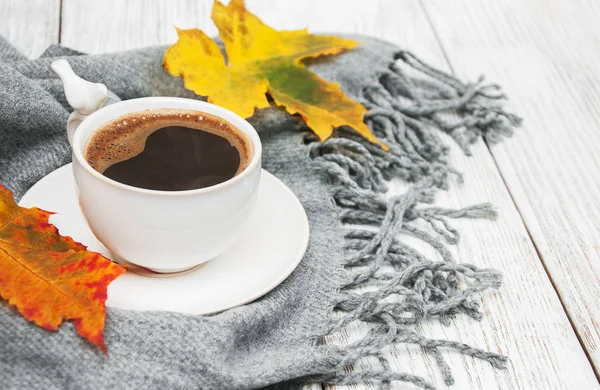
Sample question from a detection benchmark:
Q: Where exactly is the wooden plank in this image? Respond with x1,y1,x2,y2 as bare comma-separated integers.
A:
58,0,598,388
0,0,60,58
422,0,600,375
60,0,213,53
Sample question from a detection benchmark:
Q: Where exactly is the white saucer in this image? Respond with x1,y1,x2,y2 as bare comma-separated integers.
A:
19,164,309,315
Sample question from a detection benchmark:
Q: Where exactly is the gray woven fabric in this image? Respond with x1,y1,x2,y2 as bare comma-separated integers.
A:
0,34,519,389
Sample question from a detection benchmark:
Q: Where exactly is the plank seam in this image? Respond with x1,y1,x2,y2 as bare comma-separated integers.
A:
57,0,63,44
418,0,454,75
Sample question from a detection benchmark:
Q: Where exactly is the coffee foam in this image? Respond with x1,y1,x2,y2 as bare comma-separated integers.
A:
85,108,253,175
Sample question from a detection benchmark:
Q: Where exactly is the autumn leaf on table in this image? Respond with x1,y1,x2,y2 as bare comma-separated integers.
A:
0,185,125,352
163,0,383,146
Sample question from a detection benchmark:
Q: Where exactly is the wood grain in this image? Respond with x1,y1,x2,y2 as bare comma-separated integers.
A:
422,0,600,376
0,0,60,58
60,0,214,53
55,0,600,388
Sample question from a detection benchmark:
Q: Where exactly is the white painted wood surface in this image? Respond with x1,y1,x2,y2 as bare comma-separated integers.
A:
1,0,599,388
423,0,600,375
0,0,60,58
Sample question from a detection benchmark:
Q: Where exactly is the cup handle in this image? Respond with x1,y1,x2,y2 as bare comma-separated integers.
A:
51,59,108,146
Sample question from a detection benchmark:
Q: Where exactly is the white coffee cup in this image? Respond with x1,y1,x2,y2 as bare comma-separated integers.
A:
52,60,262,273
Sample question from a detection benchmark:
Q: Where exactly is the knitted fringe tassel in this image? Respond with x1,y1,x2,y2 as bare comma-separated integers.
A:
309,51,521,389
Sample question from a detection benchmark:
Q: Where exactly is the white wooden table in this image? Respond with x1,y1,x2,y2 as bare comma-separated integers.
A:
2,0,600,388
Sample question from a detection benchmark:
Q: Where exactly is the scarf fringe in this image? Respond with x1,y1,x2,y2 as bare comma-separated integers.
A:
308,51,521,389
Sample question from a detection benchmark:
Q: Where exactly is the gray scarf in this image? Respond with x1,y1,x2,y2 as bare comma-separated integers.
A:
0,34,520,389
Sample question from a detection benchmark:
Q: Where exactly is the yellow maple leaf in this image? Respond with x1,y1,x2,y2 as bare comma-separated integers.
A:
163,0,381,145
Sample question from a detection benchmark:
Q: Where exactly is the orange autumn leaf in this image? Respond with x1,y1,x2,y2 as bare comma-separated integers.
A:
163,0,383,146
0,185,125,352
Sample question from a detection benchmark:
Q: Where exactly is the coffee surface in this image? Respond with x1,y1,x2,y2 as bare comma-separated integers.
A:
85,109,252,191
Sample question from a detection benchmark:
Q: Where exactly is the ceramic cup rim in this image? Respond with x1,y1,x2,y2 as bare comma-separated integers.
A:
71,97,262,197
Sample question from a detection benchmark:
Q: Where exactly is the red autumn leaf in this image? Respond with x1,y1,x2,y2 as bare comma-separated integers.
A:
0,184,125,352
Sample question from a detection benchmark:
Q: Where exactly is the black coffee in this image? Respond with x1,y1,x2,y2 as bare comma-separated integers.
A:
85,109,252,191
